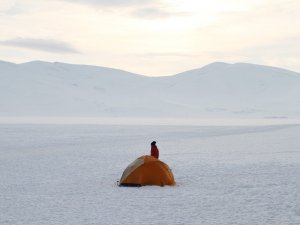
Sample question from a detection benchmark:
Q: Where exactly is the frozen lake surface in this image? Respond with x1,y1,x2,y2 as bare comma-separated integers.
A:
1,124,300,225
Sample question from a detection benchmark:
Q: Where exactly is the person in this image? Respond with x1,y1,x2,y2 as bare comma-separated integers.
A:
150,141,159,159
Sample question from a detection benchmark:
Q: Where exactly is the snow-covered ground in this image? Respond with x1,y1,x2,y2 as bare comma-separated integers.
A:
1,123,300,225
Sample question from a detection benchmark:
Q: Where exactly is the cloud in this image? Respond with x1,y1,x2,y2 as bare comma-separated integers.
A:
131,7,171,19
0,38,80,53
60,0,185,19
0,2,24,16
131,7,188,19
137,52,200,58
61,0,157,7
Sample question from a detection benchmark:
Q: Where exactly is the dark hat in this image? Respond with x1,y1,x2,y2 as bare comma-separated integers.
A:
151,141,156,145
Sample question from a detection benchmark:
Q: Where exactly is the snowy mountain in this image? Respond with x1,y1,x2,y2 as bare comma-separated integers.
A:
1,60,300,118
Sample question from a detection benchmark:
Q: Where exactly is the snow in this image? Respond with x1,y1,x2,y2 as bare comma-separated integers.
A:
1,60,300,224
1,60,300,118
1,123,300,225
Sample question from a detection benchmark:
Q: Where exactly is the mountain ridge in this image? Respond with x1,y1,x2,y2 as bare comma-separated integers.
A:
1,60,299,78
1,60,300,118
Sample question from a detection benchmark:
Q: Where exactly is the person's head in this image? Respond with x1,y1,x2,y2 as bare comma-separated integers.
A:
151,141,156,146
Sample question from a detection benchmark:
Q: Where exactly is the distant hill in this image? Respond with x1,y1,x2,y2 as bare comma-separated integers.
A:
1,60,300,118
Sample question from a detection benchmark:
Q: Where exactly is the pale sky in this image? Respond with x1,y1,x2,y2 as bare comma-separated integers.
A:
0,0,299,76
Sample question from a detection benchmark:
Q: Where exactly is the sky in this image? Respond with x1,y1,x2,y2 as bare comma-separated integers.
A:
0,0,299,76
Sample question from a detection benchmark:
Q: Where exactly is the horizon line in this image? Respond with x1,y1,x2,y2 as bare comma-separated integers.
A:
1,59,300,77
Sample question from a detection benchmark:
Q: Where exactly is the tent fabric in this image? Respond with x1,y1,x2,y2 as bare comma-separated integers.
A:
119,155,175,187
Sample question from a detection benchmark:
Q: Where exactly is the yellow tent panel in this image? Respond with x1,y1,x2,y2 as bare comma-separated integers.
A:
119,155,175,187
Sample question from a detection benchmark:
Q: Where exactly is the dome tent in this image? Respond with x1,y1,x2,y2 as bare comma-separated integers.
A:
119,155,175,187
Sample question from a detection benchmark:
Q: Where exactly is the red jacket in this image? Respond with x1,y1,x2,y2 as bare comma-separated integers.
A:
151,145,159,159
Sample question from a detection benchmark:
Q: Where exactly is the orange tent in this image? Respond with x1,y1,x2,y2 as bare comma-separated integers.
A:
119,155,175,187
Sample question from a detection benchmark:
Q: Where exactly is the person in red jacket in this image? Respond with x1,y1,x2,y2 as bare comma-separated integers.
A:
150,141,159,159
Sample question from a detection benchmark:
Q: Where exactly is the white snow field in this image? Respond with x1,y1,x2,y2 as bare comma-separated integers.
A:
1,60,300,118
1,124,300,225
